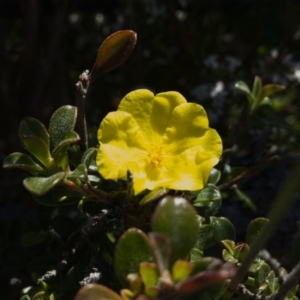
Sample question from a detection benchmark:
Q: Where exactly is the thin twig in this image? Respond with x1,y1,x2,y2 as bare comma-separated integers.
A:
274,262,300,300
76,70,90,151
218,156,279,191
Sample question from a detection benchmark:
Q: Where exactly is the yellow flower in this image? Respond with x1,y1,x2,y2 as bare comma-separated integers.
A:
96,89,222,195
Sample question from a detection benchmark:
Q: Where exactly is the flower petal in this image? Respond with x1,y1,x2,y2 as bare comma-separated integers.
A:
164,103,222,158
118,89,186,143
97,111,148,179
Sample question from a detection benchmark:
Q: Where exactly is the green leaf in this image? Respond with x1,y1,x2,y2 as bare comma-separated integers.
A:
234,188,257,211
254,262,270,288
20,296,31,300
193,184,222,217
140,262,159,289
139,187,169,205
23,172,65,196
19,117,49,146
81,147,97,167
152,196,199,265
114,228,153,287
211,217,236,243
89,30,137,83
246,218,270,246
172,260,193,283
51,131,80,170
32,186,83,206
67,164,88,184
49,105,77,150
258,84,285,105
252,76,262,99
3,152,45,174
74,284,122,300
207,168,221,185
22,136,54,170
235,80,254,105
196,224,215,251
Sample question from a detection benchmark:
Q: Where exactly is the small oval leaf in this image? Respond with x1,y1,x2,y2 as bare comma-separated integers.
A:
3,152,45,173
211,217,236,243
23,172,65,196
152,196,199,265
49,105,77,150
75,284,122,300
114,228,153,287
246,218,270,246
89,30,137,83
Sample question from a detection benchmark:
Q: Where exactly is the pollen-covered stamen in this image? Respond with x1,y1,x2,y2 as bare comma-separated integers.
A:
148,144,164,168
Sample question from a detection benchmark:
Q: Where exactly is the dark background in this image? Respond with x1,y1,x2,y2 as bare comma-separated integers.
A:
1,0,300,299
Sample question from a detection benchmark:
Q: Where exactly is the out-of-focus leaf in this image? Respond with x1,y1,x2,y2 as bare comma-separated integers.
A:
139,262,159,289
75,284,122,300
211,217,236,243
89,30,137,83
235,80,254,106
139,187,169,205
234,188,257,211
246,218,270,246
52,131,80,170
114,228,153,287
252,76,262,99
19,117,49,146
176,264,235,295
258,84,285,105
172,260,193,283
3,152,45,174
49,105,77,150
23,172,65,196
152,196,199,265
148,232,171,275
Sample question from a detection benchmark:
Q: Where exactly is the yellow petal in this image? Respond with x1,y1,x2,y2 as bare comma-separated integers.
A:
118,89,186,144
97,111,148,180
164,103,222,157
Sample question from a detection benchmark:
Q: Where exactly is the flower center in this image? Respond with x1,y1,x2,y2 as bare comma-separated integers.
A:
148,144,164,168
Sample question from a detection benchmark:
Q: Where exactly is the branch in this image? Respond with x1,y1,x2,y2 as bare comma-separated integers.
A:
218,156,279,191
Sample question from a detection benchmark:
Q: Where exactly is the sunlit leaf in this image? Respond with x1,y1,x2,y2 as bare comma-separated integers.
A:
49,105,77,150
